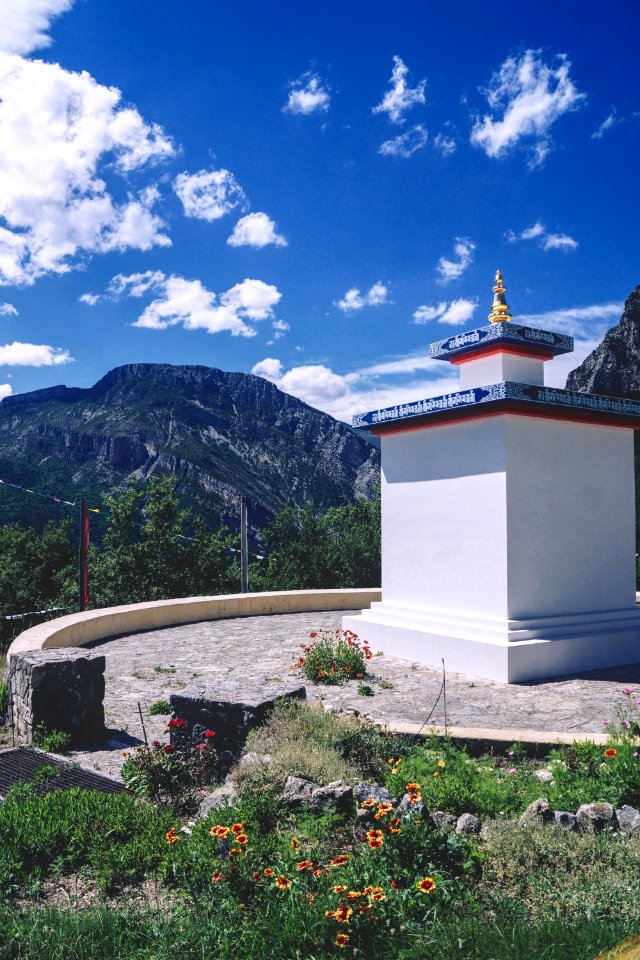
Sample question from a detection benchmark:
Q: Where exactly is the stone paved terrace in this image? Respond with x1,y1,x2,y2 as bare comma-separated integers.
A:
68,610,640,779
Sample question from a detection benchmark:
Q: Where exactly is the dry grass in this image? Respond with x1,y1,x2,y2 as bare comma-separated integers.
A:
231,701,361,790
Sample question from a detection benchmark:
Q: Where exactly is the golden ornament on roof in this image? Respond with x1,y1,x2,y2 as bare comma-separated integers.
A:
488,269,512,323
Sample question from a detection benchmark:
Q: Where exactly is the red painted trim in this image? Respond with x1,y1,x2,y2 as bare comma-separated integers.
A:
370,402,640,437
449,343,555,365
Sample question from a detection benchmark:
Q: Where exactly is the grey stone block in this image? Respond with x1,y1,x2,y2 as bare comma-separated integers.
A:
553,811,578,831
616,805,640,833
456,812,482,835
8,648,105,745
519,797,553,828
280,776,317,807
310,779,353,812
353,782,392,806
576,802,615,830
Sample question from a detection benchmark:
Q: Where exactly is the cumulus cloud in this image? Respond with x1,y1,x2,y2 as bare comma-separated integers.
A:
0,383,12,399
251,357,283,382
79,293,100,306
0,341,71,365
436,238,475,283
0,0,74,56
413,298,477,326
174,168,246,221
283,71,330,115
471,50,585,168
336,282,389,312
104,270,282,338
227,212,287,248
0,52,174,286
507,221,577,251
0,302,18,316
373,55,426,125
379,124,428,158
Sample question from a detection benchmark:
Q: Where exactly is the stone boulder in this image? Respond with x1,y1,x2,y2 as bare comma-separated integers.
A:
310,780,353,812
616,805,640,834
397,793,424,817
553,811,578,831
197,782,237,818
280,776,317,807
455,813,481,835
432,811,457,831
576,802,615,830
519,797,554,828
353,783,393,806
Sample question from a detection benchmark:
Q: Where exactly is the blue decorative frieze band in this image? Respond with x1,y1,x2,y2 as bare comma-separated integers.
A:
351,381,640,429
429,323,574,361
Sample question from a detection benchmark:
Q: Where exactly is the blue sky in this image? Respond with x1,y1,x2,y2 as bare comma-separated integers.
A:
0,0,638,421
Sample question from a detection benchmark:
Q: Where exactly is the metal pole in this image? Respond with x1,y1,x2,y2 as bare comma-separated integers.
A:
78,498,88,612
240,496,249,593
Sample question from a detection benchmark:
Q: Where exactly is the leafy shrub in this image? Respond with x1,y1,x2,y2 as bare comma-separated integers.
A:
33,724,71,755
122,733,218,813
148,699,172,716
291,629,372,685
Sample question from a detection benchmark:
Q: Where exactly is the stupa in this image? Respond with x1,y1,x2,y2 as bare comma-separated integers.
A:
344,272,640,682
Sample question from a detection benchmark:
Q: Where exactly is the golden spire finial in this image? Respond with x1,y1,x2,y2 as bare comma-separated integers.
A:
488,269,512,323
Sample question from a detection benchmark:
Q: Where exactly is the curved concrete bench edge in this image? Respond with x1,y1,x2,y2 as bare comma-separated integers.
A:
7,588,381,660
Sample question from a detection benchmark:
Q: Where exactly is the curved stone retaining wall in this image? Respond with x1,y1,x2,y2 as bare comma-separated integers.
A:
7,588,381,660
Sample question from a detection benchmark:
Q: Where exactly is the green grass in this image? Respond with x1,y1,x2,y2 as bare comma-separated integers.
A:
0,909,630,960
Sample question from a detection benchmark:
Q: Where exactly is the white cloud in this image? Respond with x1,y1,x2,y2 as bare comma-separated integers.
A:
0,383,12,399
436,238,475,283
283,71,330,115
373,55,426,125
508,221,577,251
592,109,617,140
105,271,282,338
0,302,18,316
0,52,174,286
413,298,477,326
433,131,457,156
227,212,287,248
251,353,460,423
471,50,586,167
79,293,100,306
0,0,74,56
336,282,389,312
541,232,578,251
379,124,428,158
0,341,71,365
251,357,283,382
174,168,245,221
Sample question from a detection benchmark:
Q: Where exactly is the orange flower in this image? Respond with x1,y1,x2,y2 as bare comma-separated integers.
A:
361,799,377,809
166,827,178,845
334,904,353,923
228,849,241,857
306,893,315,904
231,823,244,835
408,792,422,803
333,884,347,894
377,802,394,814
331,854,349,867
605,748,617,758
297,860,313,871
275,876,292,890
433,771,440,778
313,867,324,877
359,903,373,915
417,876,436,894
291,836,300,851
211,871,222,883
363,886,373,895
437,759,446,768
234,834,249,846
346,890,362,901
335,933,350,949
263,868,274,877
371,890,386,902
406,782,420,791
389,817,400,829
210,825,230,839
366,829,384,841
252,872,262,881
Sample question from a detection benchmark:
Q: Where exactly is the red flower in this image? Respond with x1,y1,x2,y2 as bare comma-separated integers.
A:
164,744,173,753
151,740,162,748
168,718,186,729
204,730,216,738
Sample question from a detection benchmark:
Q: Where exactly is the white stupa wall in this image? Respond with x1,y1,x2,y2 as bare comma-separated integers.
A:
458,352,545,389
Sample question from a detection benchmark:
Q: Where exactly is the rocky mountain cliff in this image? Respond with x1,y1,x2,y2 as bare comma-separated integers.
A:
0,364,379,536
566,285,640,396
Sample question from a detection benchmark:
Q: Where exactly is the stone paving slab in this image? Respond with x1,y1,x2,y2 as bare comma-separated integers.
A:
67,610,640,779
